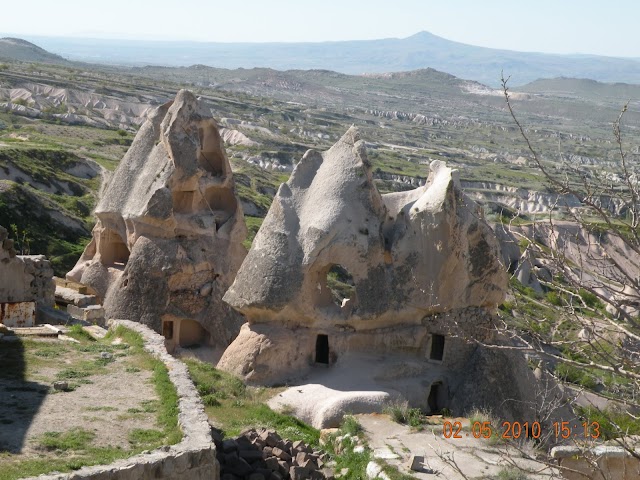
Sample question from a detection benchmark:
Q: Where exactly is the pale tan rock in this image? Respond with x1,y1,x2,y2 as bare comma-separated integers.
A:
220,127,507,381
0,226,55,307
67,90,247,347
216,128,568,428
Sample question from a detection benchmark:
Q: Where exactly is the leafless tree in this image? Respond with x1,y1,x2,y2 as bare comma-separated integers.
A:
493,72,640,475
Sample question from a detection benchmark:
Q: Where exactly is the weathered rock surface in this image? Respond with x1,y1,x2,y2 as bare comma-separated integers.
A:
0,225,55,306
219,126,507,383
67,90,247,347
224,127,504,322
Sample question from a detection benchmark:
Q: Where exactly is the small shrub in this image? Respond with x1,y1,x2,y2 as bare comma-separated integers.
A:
67,324,95,342
546,291,563,306
341,415,363,436
578,289,603,309
577,406,640,440
202,394,221,407
384,401,424,427
556,363,597,390
497,468,530,480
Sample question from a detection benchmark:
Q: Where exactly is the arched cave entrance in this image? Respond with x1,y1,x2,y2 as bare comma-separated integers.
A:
315,334,329,364
100,229,130,268
427,381,449,414
178,319,208,347
204,186,237,230
197,122,225,176
326,264,356,308
162,318,209,348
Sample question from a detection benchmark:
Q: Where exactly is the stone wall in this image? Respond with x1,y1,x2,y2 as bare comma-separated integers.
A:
20,255,55,307
0,225,55,327
0,226,55,306
23,319,219,480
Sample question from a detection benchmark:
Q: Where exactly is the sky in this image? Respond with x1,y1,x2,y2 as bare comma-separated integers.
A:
1,0,639,58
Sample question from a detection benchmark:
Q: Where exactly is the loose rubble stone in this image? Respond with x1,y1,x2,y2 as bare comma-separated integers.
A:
217,428,331,480
52,381,69,391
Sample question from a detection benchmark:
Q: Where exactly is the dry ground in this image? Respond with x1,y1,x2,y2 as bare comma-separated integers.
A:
0,328,175,479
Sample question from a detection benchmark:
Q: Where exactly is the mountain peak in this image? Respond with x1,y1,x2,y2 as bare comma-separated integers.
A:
0,37,66,64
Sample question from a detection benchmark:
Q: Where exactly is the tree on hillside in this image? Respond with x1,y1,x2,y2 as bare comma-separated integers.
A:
475,73,640,475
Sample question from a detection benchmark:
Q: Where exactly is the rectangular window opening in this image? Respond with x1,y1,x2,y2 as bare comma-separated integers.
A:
315,334,329,364
162,320,174,340
430,334,445,361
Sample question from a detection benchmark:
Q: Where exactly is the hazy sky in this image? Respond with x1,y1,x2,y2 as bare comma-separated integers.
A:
2,0,639,57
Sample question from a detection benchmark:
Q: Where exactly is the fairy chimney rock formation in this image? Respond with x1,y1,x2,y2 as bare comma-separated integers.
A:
219,127,508,384
67,90,247,347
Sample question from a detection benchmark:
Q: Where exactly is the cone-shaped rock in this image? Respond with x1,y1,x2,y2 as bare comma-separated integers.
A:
68,90,247,347
219,127,507,384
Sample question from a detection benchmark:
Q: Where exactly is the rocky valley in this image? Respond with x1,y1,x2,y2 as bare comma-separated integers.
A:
2,36,640,480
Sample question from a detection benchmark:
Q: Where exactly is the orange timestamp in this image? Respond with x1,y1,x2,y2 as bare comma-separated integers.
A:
443,420,601,440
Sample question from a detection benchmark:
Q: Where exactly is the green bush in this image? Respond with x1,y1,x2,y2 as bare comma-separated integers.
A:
546,291,563,306
556,363,597,390
577,406,640,440
579,289,603,309
341,415,363,436
384,401,424,427
497,468,530,480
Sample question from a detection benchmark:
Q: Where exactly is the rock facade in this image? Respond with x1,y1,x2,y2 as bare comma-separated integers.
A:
219,127,507,385
0,225,55,327
67,90,247,348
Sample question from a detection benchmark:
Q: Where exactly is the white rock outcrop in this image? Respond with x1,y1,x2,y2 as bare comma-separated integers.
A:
67,90,247,348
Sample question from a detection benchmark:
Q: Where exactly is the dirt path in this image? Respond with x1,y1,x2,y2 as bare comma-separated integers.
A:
358,414,561,479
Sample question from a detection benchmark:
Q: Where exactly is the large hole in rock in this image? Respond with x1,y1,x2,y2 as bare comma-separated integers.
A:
427,381,449,414
204,186,237,229
326,264,356,308
430,334,445,361
177,319,208,348
197,123,225,176
100,230,130,268
315,334,329,364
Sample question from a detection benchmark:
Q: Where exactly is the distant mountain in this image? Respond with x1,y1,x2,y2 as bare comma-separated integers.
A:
0,37,67,64
11,31,640,87
517,77,640,101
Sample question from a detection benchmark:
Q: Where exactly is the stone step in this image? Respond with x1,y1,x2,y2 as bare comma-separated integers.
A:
83,324,109,340
55,285,99,308
12,325,60,337
53,276,97,296
67,304,105,325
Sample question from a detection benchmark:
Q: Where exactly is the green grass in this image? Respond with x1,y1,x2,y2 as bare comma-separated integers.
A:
185,358,318,445
341,415,364,437
128,429,165,446
576,406,640,440
38,428,96,451
243,215,264,249
67,324,97,342
496,468,530,480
